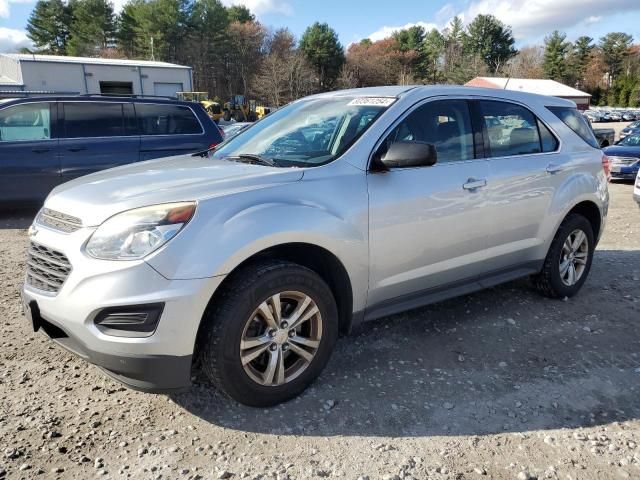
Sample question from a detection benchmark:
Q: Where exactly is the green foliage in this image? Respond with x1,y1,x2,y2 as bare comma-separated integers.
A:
543,30,571,82
464,14,516,73
26,0,71,54
299,22,345,90
422,28,445,83
599,32,633,80
227,5,254,23
66,0,116,56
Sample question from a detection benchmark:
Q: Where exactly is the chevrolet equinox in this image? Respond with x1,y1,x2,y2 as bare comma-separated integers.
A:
22,86,609,406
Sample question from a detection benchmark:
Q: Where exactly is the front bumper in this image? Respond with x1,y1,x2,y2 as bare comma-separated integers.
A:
22,224,224,392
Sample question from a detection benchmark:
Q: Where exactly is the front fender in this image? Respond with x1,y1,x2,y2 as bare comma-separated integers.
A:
145,168,370,312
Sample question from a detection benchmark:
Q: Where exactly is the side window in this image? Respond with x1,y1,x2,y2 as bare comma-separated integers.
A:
0,103,51,142
136,104,202,135
547,106,599,149
381,99,475,164
538,120,559,152
63,103,125,138
479,100,543,157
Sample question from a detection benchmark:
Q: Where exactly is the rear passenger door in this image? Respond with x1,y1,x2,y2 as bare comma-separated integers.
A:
477,99,564,269
0,101,60,204
59,102,140,182
136,103,207,160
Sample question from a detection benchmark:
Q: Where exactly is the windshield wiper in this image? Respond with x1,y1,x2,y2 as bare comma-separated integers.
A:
234,154,278,167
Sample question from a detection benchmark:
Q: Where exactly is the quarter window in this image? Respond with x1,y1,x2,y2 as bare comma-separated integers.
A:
0,103,51,142
547,106,598,148
64,102,125,138
479,100,552,157
136,104,202,135
380,99,475,164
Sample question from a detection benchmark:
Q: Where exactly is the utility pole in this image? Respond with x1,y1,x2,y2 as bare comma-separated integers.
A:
150,37,155,61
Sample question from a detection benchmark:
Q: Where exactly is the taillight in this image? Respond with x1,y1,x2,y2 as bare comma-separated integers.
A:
209,143,219,150
602,154,611,181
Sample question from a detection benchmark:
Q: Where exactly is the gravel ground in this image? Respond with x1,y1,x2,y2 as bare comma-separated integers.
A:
1,182,639,480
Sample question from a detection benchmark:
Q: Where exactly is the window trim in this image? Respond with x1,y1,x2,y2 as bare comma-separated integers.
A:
0,101,56,143
368,96,482,171
57,100,205,140
474,98,562,160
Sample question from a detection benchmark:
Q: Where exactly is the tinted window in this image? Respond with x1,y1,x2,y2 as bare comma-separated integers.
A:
547,106,599,148
381,99,475,164
479,101,543,156
136,104,202,135
64,102,125,138
538,120,559,152
0,103,51,141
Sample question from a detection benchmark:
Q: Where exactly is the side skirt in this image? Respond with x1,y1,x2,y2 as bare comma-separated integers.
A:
361,261,543,324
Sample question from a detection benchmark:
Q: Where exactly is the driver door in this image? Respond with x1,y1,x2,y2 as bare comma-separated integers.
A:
366,99,491,312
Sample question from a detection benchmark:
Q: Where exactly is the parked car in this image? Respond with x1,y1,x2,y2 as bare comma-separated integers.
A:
608,112,623,122
622,111,636,122
634,169,640,207
619,120,640,141
593,127,615,147
220,122,252,139
22,86,609,406
603,133,640,181
0,95,223,206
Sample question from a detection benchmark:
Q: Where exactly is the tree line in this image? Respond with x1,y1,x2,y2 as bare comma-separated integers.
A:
24,0,639,107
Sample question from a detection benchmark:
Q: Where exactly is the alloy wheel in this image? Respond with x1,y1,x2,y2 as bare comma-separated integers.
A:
239,291,322,386
559,228,589,286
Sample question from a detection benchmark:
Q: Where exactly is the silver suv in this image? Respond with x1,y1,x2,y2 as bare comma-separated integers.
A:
22,86,609,406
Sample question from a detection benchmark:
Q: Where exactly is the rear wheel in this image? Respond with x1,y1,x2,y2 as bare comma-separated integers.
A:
532,213,595,298
199,260,338,406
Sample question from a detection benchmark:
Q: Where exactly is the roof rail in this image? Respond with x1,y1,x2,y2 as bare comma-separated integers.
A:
77,93,177,100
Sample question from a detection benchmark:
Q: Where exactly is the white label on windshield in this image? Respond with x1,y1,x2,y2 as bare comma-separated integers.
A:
348,97,396,107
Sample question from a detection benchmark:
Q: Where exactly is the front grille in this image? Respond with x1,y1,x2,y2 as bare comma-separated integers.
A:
37,208,83,233
26,243,72,294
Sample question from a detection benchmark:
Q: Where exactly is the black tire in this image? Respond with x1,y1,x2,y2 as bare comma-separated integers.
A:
532,213,595,298
199,260,338,407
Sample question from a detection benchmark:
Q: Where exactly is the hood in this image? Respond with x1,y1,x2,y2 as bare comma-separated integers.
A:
45,154,304,226
603,145,640,159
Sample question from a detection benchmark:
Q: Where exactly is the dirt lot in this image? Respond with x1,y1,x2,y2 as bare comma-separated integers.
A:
1,182,639,480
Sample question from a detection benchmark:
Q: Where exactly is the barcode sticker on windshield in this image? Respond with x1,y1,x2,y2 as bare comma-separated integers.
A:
348,97,396,107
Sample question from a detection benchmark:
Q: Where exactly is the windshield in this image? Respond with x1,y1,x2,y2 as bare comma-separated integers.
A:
619,134,640,146
210,96,394,167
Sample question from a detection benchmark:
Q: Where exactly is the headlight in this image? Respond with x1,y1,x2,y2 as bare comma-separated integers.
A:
85,202,196,260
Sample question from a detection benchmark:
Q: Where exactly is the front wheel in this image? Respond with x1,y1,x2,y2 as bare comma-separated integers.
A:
532,213,595,298
199,260,338,406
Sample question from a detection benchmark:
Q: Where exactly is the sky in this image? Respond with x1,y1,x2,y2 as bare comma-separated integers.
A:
1,0,640,53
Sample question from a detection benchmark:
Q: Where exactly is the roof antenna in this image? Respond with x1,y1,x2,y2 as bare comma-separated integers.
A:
503,76,511,90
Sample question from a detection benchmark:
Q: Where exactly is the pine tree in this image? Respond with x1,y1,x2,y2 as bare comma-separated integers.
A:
300,22,345,90
26,0,72,54
465,14,516,73
543,30,571,82
67,0,116,56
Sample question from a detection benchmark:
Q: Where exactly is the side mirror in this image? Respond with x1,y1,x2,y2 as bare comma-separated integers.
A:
380,141,437,169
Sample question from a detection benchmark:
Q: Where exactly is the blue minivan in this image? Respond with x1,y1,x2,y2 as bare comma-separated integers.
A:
0,95,223,205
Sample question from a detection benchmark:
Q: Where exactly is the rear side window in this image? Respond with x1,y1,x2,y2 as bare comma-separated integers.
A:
0,103,51,141
136,104,202,135
547,106,599,148
64,103,125,138
479,100,548,157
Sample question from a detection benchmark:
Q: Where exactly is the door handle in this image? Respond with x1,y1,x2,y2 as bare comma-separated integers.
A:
67,146,87,152
546,163,564,174
462,178,487,190
32,148,50,153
